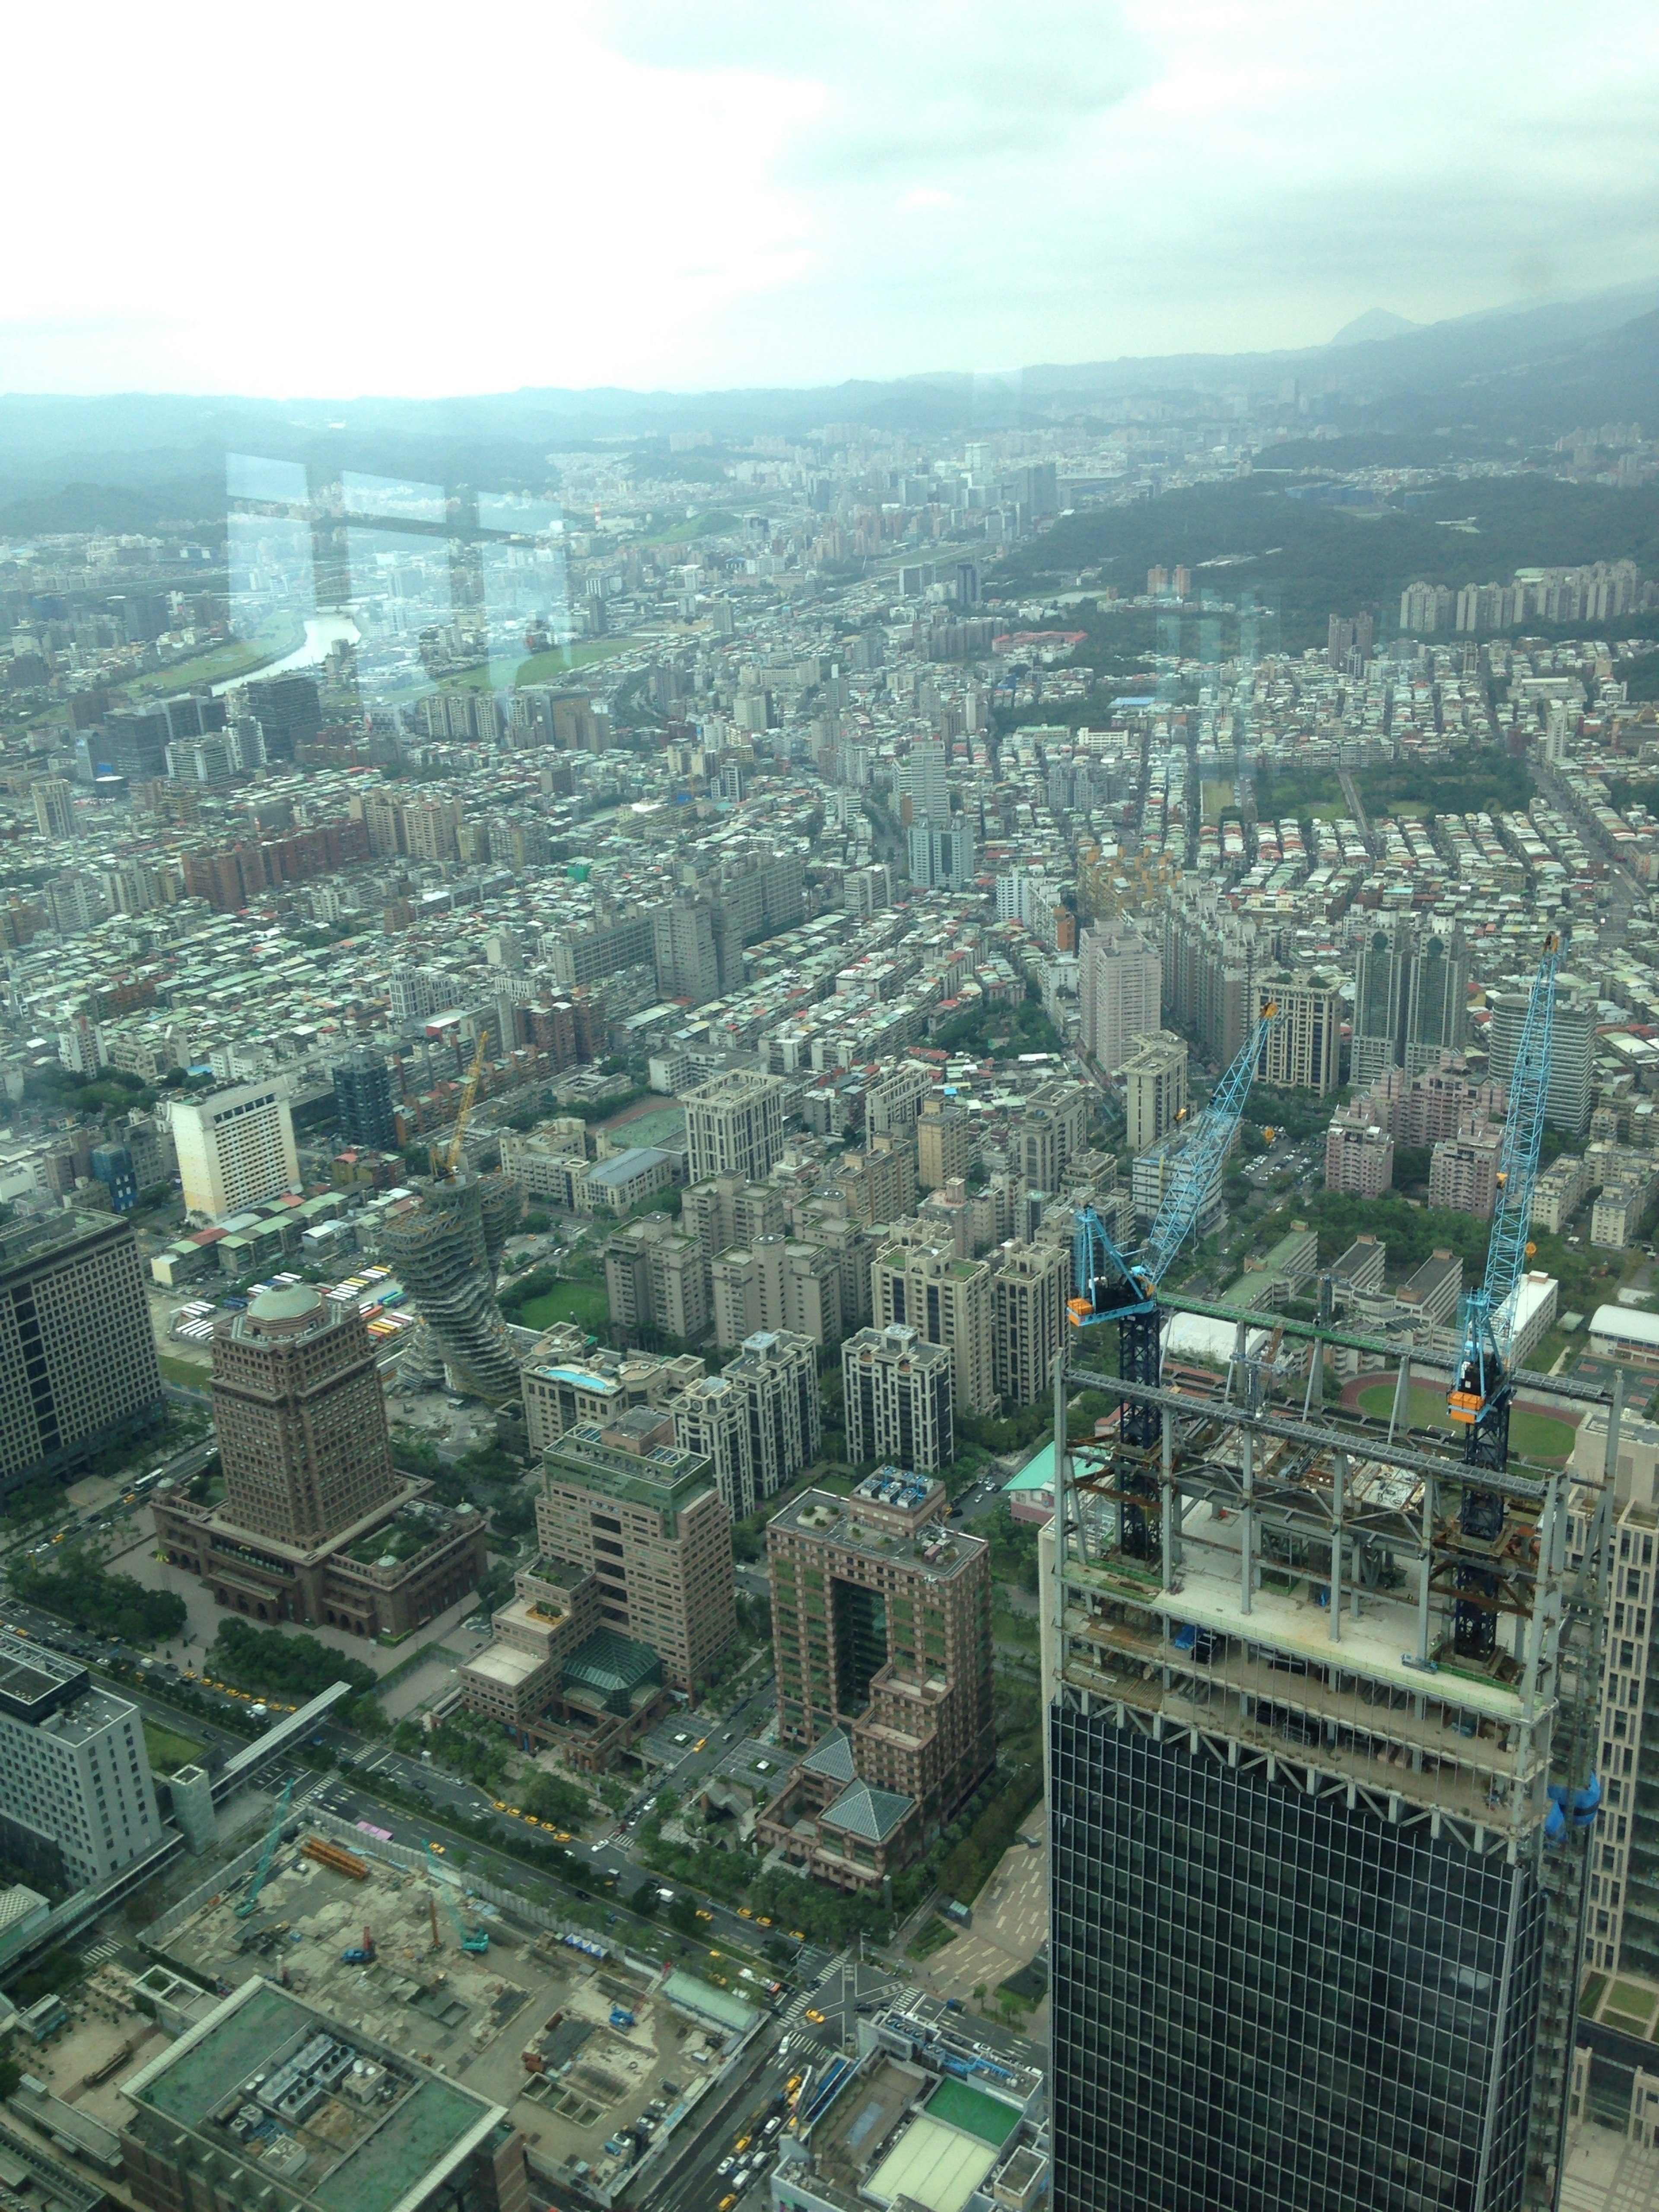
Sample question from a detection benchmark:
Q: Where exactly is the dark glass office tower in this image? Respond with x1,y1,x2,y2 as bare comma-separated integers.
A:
333,1052,396,1148
1045,1344,1611,2212
1051,1707,1545,2212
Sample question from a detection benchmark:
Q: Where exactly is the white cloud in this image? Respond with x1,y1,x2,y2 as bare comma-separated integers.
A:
0,0,1656,394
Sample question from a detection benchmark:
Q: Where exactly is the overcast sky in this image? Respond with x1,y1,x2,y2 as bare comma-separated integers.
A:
4,0,1658,398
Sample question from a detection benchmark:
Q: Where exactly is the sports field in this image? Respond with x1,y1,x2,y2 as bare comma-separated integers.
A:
1354,1380,1575,1462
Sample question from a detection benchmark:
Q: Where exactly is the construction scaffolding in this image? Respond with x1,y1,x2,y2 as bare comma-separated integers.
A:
1048,1304,1615,2212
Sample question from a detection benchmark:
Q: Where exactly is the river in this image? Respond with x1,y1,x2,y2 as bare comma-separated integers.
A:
212,610,361,696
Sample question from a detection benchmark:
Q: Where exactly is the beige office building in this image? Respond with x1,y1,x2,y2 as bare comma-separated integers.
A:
1122,1031,1189,1154
681,1173,786,1256
682,1068,787,1187
172,1077,300,1220
535,1411,736,1693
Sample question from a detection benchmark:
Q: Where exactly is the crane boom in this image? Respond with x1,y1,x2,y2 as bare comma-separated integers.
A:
442,1025,491,1179
1069,1003,1276,1554
1142,1001,1277,1286
235,1775,296,1918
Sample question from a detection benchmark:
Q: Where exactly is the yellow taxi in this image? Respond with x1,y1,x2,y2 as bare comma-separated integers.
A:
734,2135,751,2153
737,1906,753,1919
696,1907,714,1922
693,1737,707,1751
806,2008,825,2024
719,2198,737,2211
756,1916,772,1927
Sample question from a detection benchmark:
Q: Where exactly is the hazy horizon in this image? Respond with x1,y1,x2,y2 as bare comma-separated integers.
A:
6,0,1658,400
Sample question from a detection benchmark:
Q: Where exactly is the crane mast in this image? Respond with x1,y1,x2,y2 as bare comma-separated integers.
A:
1071,1002,1277,1554
1447,932,1560,1656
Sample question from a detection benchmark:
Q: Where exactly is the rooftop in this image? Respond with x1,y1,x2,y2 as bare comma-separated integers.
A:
543,1421,715,1522
123,1978,505,2212
770,1488,985,1579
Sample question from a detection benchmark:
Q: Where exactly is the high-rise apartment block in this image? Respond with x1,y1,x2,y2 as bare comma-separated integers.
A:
602,1215,711,1344
0,1628,163,1889
1257,971,1341,1095
1405,928,1469,1074
1429,1119,1503,1215
710,1235,845,1348
153,1286,484,1636
682,1068,787,1186
1017,1081,1091,1196
534,1412,735,1692
1120,1030,1189,1154
916,1097,971,1192
1489,978,1594,1136
332,1052,397,1149
31,779,76,840
1078,922,1161,1073
761,1473,994,1887
991,1238,1071,1407
0,1212,162,1491
172,1077,301,1219
1162,883,1261,1067
1323,1105,1395,1197
681,1173,786,1256
842,1323,954,1472
1350,918,1409,1090
673,1329,820,1518
871,1230,996,1415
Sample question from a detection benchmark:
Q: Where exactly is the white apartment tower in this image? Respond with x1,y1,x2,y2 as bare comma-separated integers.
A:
1079,923,1161,1074
682,1068,788,1186
0,1630,162,1888
171,1080,300,1220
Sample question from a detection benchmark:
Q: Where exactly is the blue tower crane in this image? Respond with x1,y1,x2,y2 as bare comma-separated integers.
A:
1071,1001,1278,1557
234,1774,296,1919
1447,931,1560,1655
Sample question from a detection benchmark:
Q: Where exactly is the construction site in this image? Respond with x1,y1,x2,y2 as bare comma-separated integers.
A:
141,1810,755,2198
1049,938,1619,2212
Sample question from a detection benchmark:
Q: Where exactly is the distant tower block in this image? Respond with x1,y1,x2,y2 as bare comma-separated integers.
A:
382,1175,522,1399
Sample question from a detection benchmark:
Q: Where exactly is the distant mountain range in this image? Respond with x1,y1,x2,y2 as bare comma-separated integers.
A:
0,280,1656,533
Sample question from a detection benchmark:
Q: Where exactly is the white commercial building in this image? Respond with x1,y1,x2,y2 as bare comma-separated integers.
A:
170,1079,299,1220
0,1631,162,1889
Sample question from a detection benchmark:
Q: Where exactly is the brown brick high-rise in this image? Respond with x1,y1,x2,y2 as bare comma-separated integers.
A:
212,1286,400,1544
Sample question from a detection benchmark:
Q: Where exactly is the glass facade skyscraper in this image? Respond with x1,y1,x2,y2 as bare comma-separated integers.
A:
1051,1706,1546,2212
1045,1337,1611,2212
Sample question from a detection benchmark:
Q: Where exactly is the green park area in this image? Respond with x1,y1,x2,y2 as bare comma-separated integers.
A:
1201,779,1233,824
441,638,632,692
1354,1380,1576,1463
516,1279,610,1336
141,1718,203,1775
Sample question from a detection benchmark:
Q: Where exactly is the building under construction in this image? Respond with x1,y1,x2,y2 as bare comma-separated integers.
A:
384,1172,523,1399
1042,1304,1614,2212
144,1810,754,2201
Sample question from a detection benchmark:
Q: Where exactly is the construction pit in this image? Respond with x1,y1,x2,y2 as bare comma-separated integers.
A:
144,1831,731,2187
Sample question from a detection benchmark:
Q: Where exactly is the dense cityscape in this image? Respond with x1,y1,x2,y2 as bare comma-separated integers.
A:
3,56,1659,2208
